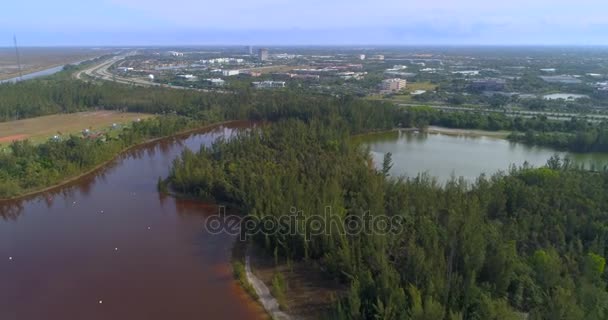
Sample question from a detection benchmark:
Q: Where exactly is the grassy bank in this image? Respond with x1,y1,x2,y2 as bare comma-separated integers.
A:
0,120,235,202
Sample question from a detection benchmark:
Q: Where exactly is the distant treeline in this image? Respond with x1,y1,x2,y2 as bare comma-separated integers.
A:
167,118,608,320
400,106,608,152
0,79,397,128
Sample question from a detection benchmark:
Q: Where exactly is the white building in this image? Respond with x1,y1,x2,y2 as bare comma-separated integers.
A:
252,81,286,89
165,51,184,57
205,78,225,86
380,78,407,92
222,70,241,76
358,54,366,60
116,67,134,72
177,74,197,80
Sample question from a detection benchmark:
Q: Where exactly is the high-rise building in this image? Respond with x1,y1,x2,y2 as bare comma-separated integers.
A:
248,46,253,55
258,48,269,61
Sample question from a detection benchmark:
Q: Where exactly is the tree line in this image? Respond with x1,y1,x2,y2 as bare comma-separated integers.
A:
399,106,608,152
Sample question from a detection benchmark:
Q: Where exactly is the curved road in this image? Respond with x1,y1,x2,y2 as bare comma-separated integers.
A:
75,53,218,92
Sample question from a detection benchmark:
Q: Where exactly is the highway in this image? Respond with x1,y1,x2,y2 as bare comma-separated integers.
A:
74,53,217,92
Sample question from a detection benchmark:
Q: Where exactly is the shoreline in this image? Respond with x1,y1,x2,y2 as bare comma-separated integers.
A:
353,126,511,140
0,120,238,203
245,254,292,320
425,126,511,138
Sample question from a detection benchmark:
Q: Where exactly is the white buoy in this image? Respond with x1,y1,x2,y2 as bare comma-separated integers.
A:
114,248,118,251
8,256,12,261
99,300,103,304
147,226,151,230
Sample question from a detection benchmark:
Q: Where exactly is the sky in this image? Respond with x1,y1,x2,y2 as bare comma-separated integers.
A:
2,0,608,46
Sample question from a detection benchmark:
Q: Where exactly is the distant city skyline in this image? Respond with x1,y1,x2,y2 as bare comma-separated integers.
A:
2,0,608,46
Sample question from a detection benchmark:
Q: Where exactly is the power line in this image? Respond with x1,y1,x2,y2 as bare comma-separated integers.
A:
13,35,23,81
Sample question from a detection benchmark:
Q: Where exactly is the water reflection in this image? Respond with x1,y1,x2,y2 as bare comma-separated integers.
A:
0,121,265,320
360,128,608,183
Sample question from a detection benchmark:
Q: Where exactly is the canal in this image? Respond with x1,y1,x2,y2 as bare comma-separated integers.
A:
0,122,265,320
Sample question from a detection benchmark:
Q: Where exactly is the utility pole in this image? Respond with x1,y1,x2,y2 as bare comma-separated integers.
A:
14,35,23,81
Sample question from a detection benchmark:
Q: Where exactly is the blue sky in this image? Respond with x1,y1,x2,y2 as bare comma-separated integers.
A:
2,0,608,46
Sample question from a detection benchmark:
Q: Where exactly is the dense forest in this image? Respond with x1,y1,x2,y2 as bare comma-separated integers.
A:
168,118,608,320
0,82,396,198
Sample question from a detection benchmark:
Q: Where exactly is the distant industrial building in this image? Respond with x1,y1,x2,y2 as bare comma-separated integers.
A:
177,74,197,80
241,70,262,77
452,70,480,76
252,81,285,89
222,70,240,76
290,74,320,80
338,72,367,80
369,55,385,60
470,78,507,91
358,54,366,60
205,78,225,86
540,75,582,84
380,78,407,92
116,67,134,72
258,48,269,61
164,51,184,57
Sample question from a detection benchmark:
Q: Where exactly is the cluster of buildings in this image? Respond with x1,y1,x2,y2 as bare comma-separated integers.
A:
163,51,184,57
200,58,244,65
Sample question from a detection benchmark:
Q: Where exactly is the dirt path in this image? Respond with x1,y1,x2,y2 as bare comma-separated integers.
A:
246,255,293,320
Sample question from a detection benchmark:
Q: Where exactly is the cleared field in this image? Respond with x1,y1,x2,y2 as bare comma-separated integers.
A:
405,81,438,92
0,111,153,145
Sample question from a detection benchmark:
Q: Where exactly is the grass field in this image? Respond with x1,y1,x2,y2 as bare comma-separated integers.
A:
405,81,438,92
0,111,153,146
